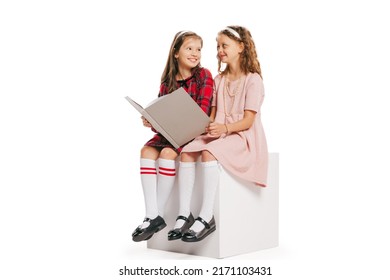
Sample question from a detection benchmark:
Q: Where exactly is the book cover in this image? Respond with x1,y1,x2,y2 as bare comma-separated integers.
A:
125,87,210,148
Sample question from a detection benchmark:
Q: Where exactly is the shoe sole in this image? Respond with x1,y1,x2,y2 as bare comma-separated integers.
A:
181,226,216,242
168,234,182,241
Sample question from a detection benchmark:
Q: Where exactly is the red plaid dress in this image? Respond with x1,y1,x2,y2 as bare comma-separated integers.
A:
145,67,214,153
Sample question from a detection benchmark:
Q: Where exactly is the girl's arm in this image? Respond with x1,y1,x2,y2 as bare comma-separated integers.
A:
224,110,256,133
209,106,216,122
207,110,256,137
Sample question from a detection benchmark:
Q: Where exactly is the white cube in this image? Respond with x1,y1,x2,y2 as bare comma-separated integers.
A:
147,153,279,258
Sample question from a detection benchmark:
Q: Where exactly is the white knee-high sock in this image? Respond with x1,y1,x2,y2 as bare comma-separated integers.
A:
191,161,220,232
140,158,158,228
156,158,176,217
174,161,196,229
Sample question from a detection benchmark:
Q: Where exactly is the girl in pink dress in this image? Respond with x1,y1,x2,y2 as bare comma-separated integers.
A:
168,26,268,242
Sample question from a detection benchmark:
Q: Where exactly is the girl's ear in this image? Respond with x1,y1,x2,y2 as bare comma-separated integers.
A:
173,47,179,59
238,42,245,54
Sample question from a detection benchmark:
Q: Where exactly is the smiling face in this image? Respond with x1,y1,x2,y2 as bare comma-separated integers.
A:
174,37,202,73
217,34,244,66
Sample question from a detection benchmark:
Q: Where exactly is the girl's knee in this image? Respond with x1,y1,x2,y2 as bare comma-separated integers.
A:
159,147,178,160
140,146,159,159
201,150,216,161
181,152,200,162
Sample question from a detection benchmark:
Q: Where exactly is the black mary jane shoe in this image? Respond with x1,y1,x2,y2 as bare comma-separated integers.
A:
181,216,216,242
167,213,195,241
132,226,142,237
132,216,166,242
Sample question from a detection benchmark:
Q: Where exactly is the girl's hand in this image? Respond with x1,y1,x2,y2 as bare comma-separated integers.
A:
141,116,152,128
206,122,227,137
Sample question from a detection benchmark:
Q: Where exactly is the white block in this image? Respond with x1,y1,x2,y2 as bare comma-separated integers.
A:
147,153,279,258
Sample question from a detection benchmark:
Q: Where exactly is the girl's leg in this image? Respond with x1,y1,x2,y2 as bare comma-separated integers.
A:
173,152,200,229
190,150,219,232
156,147,178,217
139,146,160,229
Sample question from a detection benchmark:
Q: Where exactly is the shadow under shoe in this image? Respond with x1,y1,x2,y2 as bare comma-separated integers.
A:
167,213,195,241
181,216,216,242
132,216,166,242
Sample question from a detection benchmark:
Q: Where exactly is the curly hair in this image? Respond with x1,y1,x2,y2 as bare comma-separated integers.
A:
217,26,262,79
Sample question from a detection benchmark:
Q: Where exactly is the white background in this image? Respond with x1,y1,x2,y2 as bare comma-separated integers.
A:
1,0,389,279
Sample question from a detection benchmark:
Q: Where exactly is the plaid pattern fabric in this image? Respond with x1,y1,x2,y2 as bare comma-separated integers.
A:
145,67,214,153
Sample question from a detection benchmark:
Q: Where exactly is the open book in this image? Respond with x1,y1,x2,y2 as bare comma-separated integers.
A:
125,87,210,149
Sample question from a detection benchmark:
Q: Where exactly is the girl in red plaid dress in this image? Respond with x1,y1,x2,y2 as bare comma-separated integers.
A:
132,31,214,242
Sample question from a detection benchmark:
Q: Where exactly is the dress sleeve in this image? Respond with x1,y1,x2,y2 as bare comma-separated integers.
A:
212,75,222,107
196,68,214,115
244,74,264,113
158,83,169,98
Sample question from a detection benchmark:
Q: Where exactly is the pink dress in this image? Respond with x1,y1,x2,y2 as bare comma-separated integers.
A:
182,73,268,187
